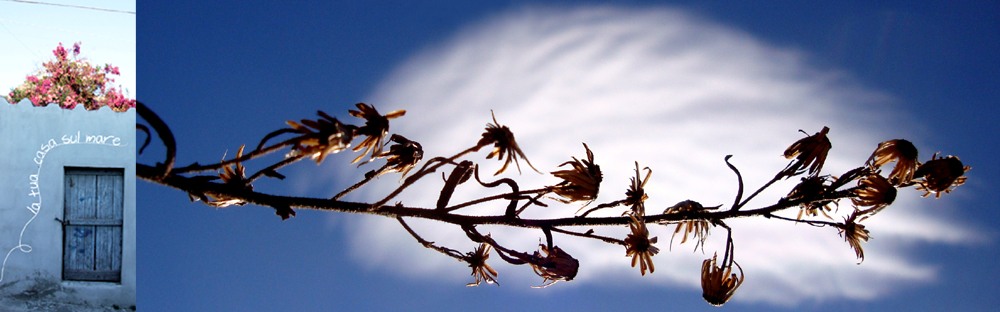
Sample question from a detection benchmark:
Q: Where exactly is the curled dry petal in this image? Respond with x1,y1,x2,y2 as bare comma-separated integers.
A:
781,126,832,178
914,153,970,198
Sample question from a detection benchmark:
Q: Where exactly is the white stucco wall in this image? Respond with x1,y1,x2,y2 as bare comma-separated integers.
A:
0,99,135,307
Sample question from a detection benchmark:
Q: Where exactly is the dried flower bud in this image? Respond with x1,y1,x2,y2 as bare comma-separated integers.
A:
624,214,659,276
662,200,714,251
837,213,871,262
349,103,405,164
529,244,579,288
206,145,252,208
286,111,355,164
465,243,499,287
786,176,835,220
914,153,970,198
551,143,602,205
781,126,832,178
853,174,897,220
370,134,423,178
624,162,651,215
477,110,539,175
867,139,919,185
701,251,743,306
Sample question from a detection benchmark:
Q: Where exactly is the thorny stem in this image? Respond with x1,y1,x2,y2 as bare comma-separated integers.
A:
397,216,465,260
549,226,625,246
444,188,549,213
138,161,858,229
247,154,307,183
577,199,626,218
172,135,308,175
768,214,841,228
371,144,488,209
737,172,783,210
332,163,392,201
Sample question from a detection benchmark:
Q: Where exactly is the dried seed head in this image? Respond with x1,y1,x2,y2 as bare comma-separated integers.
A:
286,111,355,164
781,126,832,178
624,162,652,215
852,174,897,220
786,176,836,220
370,134,423,178
551,143,602,206
838,213,871,263
207,145,252,207
477,110,540,175
465,243,499,287
867,139,919,185
529,244,579,288
914,153,970,198
349,103,405,164
662,200,714,252
701,251,743,307
624,214,659,276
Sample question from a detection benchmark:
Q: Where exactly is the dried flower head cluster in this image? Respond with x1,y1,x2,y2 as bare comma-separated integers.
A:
465,243,499,287
786,176,836,220
867,139,919,185
663,200,714,251
286,110,355,164
624,214,659,276
551,143,602,205
701,242,743,307
914,153,970,198
477,111,540,175
528,244,579,288
781,126,832,178
349,103,405,164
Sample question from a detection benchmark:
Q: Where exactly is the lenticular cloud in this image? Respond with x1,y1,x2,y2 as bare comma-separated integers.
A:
334,6,973,305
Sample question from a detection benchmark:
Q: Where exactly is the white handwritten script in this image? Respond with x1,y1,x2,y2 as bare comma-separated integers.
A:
2,131,126,282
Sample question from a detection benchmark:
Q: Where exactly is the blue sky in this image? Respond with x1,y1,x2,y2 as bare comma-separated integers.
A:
138,1,998,311
0,0,135,101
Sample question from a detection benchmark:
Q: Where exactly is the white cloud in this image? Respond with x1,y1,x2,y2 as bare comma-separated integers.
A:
313,6,976,305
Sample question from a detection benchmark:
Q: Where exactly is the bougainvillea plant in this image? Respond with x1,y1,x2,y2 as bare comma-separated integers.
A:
5,42,134,112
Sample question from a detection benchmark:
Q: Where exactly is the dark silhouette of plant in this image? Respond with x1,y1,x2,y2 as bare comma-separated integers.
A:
136,101,970,306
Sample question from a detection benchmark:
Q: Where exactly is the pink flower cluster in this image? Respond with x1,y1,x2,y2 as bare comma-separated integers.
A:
5,42,135,112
